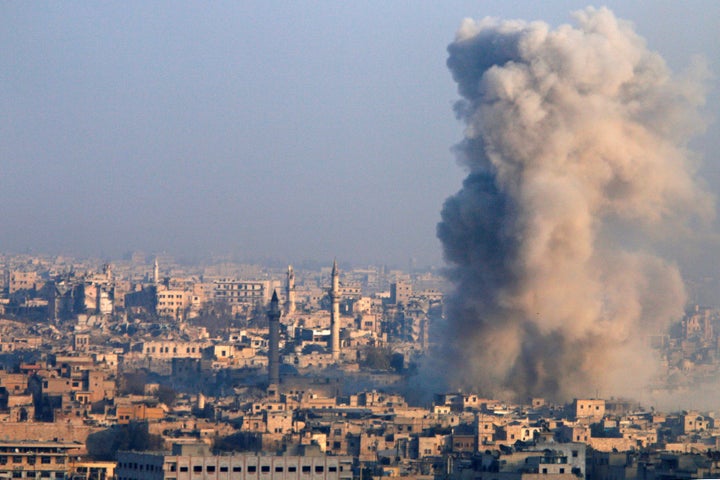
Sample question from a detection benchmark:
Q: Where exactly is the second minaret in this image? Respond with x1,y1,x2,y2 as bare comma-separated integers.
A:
330,259,340,360
268,291,281,385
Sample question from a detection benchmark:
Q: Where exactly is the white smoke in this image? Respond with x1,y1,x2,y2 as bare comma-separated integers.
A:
437,7,713,401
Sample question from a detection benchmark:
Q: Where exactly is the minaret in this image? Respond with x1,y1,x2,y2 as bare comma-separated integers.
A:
153,258,160,285
330,259,340,360
95,284,102,314
268,290,281,386
285,265,296,315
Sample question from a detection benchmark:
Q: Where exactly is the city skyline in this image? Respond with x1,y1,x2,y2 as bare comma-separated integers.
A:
2,2,719,268
3,5,720,471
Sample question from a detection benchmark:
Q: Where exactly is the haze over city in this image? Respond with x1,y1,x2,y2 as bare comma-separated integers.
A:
2,1,720,270
5,3,720,479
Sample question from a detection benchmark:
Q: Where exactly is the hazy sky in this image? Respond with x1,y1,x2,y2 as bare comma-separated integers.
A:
2,1,719,267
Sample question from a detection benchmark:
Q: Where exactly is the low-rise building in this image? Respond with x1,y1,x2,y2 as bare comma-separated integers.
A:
116,444,352,480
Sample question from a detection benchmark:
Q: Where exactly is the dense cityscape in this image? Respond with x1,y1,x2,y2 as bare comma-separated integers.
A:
4,1,720,479
0,251,718,480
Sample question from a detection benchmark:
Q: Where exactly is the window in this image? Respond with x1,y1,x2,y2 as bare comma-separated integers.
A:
329,466,337,472
220,467,228,472
193,466,203,473
302,466,311,473
12,472,21,478
261,466,270,473
560,468,565,474
180,467,189,472
288,466,297,473
315,466,324,473
41,456,51,464
207,466,215,473
572,450,578,458
275,467,283,473
232,467,242,472
56,458,65,464
247,466,257,473
12,456,21,463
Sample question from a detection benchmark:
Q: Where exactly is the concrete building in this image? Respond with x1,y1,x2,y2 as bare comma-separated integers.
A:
0,441,81,479
213,279,278,308
574,399,606,422
116,444,352,480
389,281,412,305
156,289,192,320
8,271,39,294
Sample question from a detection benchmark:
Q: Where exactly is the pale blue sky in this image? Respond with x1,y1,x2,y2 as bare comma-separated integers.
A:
1,1,718,266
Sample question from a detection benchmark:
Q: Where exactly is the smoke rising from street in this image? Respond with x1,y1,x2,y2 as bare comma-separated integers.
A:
437,7,713,401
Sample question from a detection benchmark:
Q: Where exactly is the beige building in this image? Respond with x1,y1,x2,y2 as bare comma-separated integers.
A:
0,441,81,479
156,289,192,319
116,444,352,480
213,279,279,307
8,271,39,294
137,341,207,359
389,281,412,305
574,398,605,422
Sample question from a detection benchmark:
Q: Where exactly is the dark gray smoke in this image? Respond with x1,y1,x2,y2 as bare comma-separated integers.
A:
437,7,713,401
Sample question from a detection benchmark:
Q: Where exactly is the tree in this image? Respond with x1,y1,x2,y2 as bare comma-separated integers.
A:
361,346,393,371
119,371,149,395
86,422,164,460
213,432,262,453
156,384,177,406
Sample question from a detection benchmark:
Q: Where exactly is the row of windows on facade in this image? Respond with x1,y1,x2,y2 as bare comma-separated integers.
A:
216,284,262,290
216,291,261,297
119,463,341,474
146,346,197,354
4,471,61,478
42,380,81,389
0,456,65,464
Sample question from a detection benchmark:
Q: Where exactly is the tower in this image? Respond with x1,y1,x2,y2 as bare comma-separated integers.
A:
153,258,159,285
268,290,281,386
285,265,296,315
330,259,340,360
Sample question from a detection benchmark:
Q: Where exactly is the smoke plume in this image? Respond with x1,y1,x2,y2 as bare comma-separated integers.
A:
437,7,713,401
